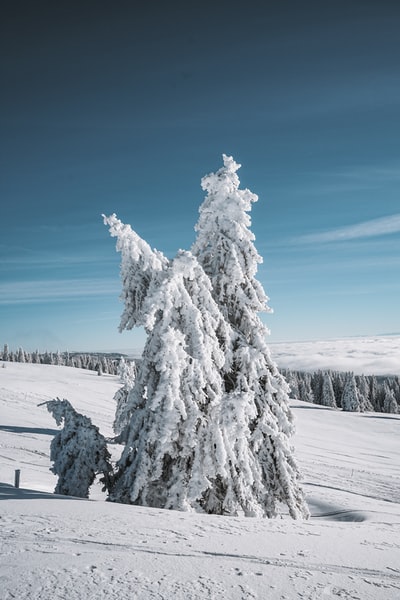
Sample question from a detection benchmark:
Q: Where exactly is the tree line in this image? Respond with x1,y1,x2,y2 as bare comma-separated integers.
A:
283,368,399,414
3,342,398,414
1,343,123,376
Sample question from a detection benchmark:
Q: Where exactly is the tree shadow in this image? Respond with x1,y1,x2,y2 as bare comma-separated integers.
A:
0,425,59,435
0,482,87,501
291,404,334,411
364,414,400,421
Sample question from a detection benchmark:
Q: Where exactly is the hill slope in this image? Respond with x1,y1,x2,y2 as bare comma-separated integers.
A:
1,362,400,599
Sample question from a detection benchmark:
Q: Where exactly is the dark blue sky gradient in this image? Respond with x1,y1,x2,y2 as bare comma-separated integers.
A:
1,1,400,351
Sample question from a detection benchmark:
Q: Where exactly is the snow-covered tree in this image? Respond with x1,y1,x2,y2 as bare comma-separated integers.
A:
298,372,314,404
103,156,308,519
356,374,373,412
191,155,308,519
311,371,324,405
2,343,9,361
369,376,380,411
40,398,113,498
321,372,337,408
117,356,136,385
106,247,235,512
342,373,360,412
284,370,300,400
383,384,399,414
332,371,345,408
113,359,137,437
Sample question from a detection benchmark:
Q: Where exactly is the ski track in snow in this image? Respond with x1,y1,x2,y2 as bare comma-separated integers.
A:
1,362,400,599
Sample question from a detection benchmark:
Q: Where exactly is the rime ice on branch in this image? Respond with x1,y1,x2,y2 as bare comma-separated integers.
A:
103,155,309,519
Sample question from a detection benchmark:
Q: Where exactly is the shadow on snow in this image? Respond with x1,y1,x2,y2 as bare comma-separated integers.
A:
0,482,87,502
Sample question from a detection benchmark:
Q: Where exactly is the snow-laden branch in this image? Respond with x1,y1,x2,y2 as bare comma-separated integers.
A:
103,213,169,331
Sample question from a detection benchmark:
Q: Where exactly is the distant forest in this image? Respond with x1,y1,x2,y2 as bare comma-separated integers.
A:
1,343,124,376
1,344,398,414
282,368,399,414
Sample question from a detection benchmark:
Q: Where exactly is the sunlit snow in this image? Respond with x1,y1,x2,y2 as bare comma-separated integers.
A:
1,361,399,599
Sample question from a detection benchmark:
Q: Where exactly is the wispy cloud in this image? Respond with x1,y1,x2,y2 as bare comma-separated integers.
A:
296,214,400,244
0,279,118,305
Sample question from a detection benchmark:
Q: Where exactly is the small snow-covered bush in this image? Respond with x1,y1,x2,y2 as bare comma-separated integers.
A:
40,398,113,498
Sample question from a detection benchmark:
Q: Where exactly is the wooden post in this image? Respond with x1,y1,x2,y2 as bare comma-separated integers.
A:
14,469,21,488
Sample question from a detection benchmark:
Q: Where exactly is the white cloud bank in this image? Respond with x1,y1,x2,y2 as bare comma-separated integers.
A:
271,335,400,375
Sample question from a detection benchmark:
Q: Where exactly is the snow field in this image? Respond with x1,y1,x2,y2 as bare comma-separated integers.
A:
1,362,400,599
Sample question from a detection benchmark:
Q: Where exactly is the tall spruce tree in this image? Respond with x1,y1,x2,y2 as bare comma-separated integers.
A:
383,384,399,414
192,155,308,518
342,373,360,412
321,372,337,408
103,155,308,519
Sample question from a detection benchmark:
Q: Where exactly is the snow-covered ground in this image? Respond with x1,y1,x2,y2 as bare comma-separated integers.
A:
1,361,400,599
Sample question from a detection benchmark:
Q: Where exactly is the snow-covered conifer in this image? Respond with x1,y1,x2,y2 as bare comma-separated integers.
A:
192,155,308,519
40,398,113,498
284,370,300,400
2,343,9,361
298,372,314,404
342,373,360,412
356,374,373,412
103,213,169,331
108,250,235,512
369,376,380,411
113,359,136,437
104,156,308,519
311,371,324,405
117,357,136,385
383,385,399,414
332,372,345,408
321,372,337,408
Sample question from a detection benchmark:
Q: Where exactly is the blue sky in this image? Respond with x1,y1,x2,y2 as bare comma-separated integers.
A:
1,1,399,352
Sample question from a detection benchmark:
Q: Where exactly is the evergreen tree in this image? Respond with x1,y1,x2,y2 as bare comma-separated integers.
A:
332,372,345,408
40,398,113,498
104,176,308,517
311,371,324,405
356,374,373,412
342,373,360,412
107,249,235,512
297,372,314,404
321,372,337,408
369,376,380,411
192,154,308,518
113,359,137,437
383,385,399,414
2,343,9,361
285,370,300,400
103,156,309,519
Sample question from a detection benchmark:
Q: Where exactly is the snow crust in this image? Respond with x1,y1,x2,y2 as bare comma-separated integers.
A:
1,361,400,598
